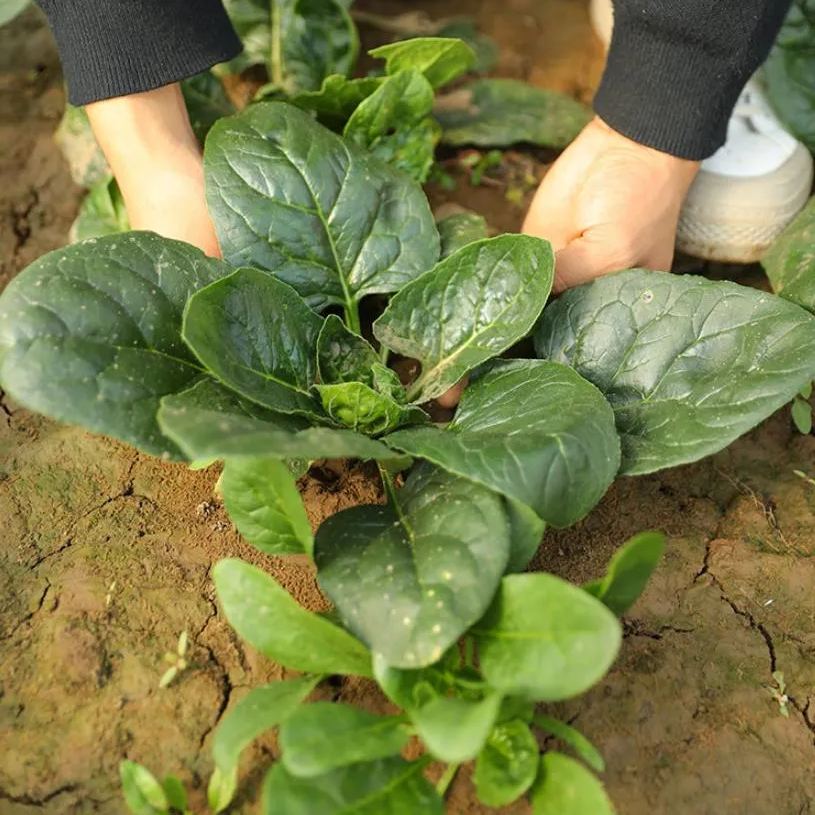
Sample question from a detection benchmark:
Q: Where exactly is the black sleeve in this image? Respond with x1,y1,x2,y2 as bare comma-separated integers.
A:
36,0,242,106
594,0,793,160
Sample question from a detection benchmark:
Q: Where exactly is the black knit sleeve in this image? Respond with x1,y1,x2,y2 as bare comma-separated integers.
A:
594,0,793,160
36,0,242,106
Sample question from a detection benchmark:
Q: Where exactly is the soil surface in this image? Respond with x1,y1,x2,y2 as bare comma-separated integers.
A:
2,3,815,815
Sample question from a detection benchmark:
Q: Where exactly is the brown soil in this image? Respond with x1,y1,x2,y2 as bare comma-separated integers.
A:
2,3,815,815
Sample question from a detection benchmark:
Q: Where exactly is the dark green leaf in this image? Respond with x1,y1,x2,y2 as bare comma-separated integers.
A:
792,396,813,434
536,268,815,475
315,464,510,668
0,232,231,458
316,381,427,435
473,573,621,701
762,196,815,314
261,757,443,814
291,74,385,128
70,177,130,243
533,715,604,773
505,498,546,573
474,719,539,807
120,760,168,815
316,314,379,385
530,752,615,815
220,458,314,555
411,692,502,762
437,211,489,259
370,37,475,89
435,78,591,148
54,103,110,188
205,102,439,311
160,776,188,812
386,360,620,527
280,702,409,777
375,235,554,403
183,267,323,417
180,71,235,143
583,531,666,616
213,678,320,775
158,380,396,462
213,558,372,676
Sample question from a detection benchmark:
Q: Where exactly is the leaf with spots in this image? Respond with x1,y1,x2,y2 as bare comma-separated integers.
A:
204,102,440,314
316,314,379,386
535,268,815,474
315,381,428,435
314,463,510,668
473,719,539,807
0,232,232,458
374,235,555,403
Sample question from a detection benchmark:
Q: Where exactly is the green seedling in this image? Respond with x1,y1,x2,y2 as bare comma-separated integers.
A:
159,631,189,689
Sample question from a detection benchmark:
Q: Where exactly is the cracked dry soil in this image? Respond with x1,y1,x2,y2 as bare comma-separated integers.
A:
2,2,815,814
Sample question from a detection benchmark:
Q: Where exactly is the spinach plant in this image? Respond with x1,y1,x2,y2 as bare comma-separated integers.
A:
4,100,815,813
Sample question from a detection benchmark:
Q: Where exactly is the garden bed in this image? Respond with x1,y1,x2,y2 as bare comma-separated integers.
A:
2,3,815,814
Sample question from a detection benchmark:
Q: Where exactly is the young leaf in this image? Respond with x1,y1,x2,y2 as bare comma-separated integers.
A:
291,74,384,128
344,69,439,181
386,360,620,528
120,760,168,815
536,269,815,475
315,381,427,435
435,78,591,148
316,314,379,385
473,573,621,701
220,458,314,555
314,463,510,668
763,196,815,314
374,235,555,403
213,677,320,776
160,776,188,813
205,102,439,312
505,498,546,573
207,766,237,815
261,757,443,814
410,692,503,762
0,232,230,458
473,719,539,807
70,177,129,243
533,714,605,773
372,652,454,710
370,37,476,88
158,380,396,462
437,211,489,259
582,531,666,616
792,395,813,434
182,268,323,417
280,702,409,777
213,558,372,677
530,752,615,815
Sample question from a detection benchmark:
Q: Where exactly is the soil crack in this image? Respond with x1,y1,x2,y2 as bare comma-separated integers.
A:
0,783,76,806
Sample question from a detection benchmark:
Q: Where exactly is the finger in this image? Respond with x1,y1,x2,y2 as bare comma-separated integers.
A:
553,236,616,293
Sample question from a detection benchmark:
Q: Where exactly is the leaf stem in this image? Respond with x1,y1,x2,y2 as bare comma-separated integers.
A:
270,0,284,88
377,462,399,506
344,301,362,334
435,763,460,797
379,343,390,365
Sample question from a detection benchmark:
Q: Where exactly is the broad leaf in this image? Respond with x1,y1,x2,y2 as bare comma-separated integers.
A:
212,678,320,775
280,703,409,777
435,78,591,148
222,0,357,94
530,753,615,815
374,235,555,403
372,652,455,711
386,360,620,527
183,267,323,417
410,692,503,762
54,103,110,188
69,177,130,243
535,268,815,474
291,74,384,128
505,498,546,573
762,195,815,313
316,381,427,435
261,757,443,815
437,211,489,259
220,458,314,555
0,232,230,457
205,102,439,311
344,69,439,181
370,37,475,89
314,464,510,668
213,558,372,677
181,71,235,142
474,719,539,807
158,380,396,462
583,531,666,616
533,715,605,773
316,314,379,385
120,761,168,815
473,573,621,701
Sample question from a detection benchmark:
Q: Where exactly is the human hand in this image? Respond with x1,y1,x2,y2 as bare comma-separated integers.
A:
523,116,700,292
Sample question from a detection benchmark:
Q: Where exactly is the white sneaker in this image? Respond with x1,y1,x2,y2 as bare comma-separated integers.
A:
589,0,814,264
